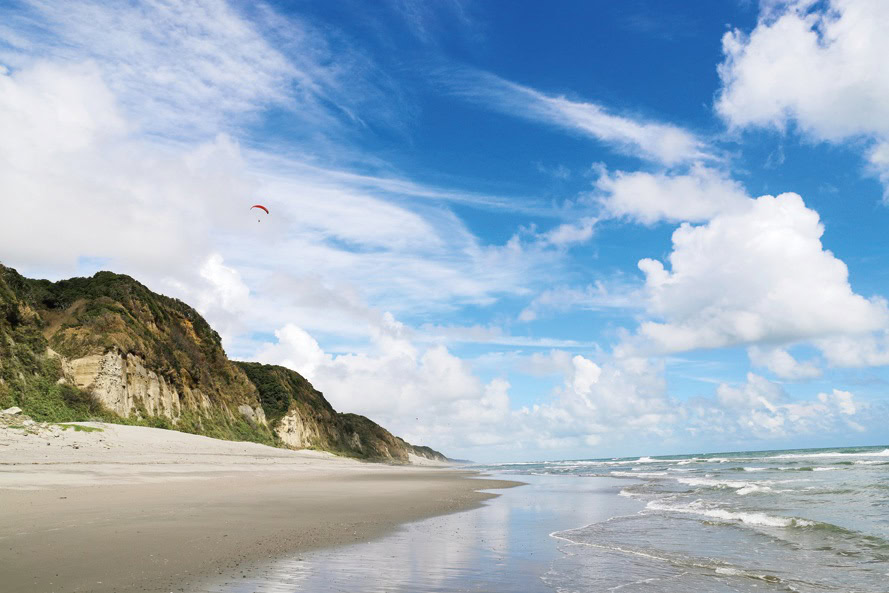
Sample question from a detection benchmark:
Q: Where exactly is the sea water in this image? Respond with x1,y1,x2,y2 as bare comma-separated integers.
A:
483,445,889,592
208,445,889,592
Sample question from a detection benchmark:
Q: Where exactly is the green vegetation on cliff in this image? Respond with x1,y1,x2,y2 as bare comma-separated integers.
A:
237,361,334,425
0,266,107,421
237,362,446,462
0,263,447,463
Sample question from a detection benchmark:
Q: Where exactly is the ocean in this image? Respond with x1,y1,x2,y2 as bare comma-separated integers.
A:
486,445,889,592
207,445,889,593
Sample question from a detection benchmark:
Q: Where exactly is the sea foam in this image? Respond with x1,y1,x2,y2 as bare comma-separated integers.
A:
646,500,814,528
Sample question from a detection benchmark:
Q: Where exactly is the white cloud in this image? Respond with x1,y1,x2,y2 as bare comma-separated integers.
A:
1,0,405,140
524,349,577,376
416,324,593,348
636,192,888,352
867,141,889,200
0,54,568,336
198,254,250,313
0,61,253,274
595,164,750,224
254,320,884,457
819,389,857,416
815,331,889,368
717,0,889,198
255,320,677,457
255,318,522,453
446,69,711,166
163,253,253,348
256,324,332,380
387,0,476,45
542,217,597,246
518,280,642,322
570,355,602,396
3,0,293,137
717,372,783,411
0,61,126,160
718,0,889,138
256,173,444,251
532,355,676,444
258,157,552,216
705,374,866,438
748,345,822,380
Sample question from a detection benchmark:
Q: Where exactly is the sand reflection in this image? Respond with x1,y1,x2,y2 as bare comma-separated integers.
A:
206,475,639,593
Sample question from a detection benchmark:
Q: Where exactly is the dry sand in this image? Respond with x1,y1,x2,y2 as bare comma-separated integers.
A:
0,421,519,593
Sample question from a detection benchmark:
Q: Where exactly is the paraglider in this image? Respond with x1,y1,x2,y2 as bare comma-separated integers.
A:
251,204,269,222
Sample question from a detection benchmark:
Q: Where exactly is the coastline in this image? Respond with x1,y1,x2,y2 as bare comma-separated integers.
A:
0,423,520,593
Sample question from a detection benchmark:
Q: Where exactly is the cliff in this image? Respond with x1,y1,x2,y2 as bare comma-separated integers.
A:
0,263,447,463
237,362,447,462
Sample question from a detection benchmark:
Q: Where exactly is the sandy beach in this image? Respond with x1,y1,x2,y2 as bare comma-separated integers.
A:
0,423,519,593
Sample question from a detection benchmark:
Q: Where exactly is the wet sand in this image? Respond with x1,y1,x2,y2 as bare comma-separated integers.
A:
0,423,519,593
203,473,643,593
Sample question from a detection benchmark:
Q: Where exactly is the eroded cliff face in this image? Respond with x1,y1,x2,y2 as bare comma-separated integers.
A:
271,405,408,461
62,350,183,419
52,348,270,428
275,410,323,449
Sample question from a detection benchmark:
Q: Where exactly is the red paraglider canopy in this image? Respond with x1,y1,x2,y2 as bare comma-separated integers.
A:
251,204,269,214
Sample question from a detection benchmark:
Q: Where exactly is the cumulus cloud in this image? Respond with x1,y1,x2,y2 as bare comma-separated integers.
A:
819,389,857,416
531,354,676,444
254,317,521,453
636,192,888,352
541,217,598,246
702,374,866,438
595,164,750,224
162,253,253,348
747,345,822,380
253,319,883,457
198,254,251,314
718,0,889,138
570,355,603,397
866,141,889,199
445,68,711,166
717,0,889,198
255,324,332,380
717,372,784,411
815,331,889,368
255,323,677,458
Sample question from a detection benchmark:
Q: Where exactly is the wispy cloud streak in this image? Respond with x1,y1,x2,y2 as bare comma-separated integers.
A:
0,0,404,140
443,68,712,166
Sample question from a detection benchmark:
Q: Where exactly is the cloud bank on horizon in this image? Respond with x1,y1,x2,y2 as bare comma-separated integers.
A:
2,0,888,461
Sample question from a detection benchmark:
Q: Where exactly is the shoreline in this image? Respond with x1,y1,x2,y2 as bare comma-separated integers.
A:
0,423,520,593
204,473,642,593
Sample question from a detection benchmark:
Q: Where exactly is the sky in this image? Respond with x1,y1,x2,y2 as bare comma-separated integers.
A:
2,0,889,462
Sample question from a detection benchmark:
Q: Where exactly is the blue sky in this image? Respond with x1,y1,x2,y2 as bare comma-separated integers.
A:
2,0,889,461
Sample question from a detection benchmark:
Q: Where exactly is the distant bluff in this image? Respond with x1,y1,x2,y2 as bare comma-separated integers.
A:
0,263,447,464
